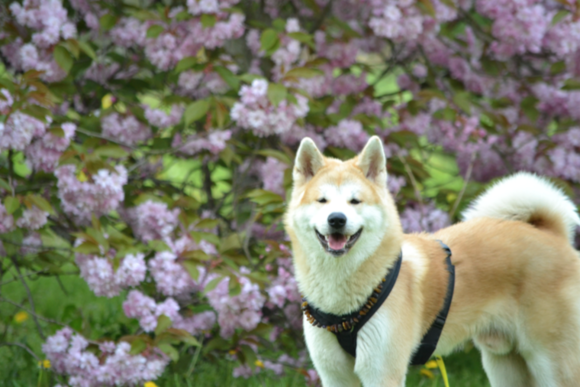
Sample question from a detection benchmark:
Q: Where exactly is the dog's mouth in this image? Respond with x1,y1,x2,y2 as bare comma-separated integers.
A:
315,228,363,256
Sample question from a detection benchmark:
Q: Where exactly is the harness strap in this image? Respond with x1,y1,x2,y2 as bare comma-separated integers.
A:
410,240,454,365
304,240,455,366
306,253,403,358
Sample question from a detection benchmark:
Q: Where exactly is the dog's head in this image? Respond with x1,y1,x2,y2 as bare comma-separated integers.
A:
285,136,402,263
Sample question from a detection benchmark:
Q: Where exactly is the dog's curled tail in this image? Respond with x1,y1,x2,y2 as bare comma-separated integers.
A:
462,172,580,245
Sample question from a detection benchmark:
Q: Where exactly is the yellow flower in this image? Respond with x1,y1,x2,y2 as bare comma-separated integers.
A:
425,359,438,369
228,349,237,355
14,311,29,324
420,369,434,379
77,170,88,182
255,360,264,368
144,382,158,387
102,94,114,109
38,359,51,369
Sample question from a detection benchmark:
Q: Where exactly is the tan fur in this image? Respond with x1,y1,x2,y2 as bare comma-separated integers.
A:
286,137,580,387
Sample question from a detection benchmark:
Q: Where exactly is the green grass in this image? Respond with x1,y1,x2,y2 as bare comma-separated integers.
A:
0,265,491,387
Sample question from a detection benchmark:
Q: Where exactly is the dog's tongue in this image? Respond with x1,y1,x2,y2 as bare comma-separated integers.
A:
328,233,347,250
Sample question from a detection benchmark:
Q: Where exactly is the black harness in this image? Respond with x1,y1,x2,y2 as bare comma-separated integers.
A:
304,240,455,365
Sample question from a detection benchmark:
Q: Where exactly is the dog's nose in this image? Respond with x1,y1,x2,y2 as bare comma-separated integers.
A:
328,212,347,229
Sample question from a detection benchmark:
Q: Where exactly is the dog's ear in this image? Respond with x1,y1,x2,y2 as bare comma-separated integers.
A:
293,138,325,185
356,136,387,185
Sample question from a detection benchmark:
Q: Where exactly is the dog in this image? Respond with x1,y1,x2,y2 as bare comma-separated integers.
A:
284,136,580,387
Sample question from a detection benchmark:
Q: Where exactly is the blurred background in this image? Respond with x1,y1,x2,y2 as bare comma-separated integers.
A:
1,0,579,385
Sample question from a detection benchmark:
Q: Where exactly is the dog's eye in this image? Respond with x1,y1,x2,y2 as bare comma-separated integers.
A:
317,198,327,203
350,199,361,205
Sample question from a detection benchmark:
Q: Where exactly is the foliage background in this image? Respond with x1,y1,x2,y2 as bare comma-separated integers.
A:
1,0,579,385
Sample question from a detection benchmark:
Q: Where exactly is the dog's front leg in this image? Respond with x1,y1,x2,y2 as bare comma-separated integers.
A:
354,307,413,387
304,320,361,387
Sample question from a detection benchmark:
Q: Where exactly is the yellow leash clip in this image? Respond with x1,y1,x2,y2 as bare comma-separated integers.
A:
435,356,450,387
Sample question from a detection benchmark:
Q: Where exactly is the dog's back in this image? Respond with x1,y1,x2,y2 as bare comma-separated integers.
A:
431,173,580,386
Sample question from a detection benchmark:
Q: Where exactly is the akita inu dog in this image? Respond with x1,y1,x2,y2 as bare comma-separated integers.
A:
284,136,580,387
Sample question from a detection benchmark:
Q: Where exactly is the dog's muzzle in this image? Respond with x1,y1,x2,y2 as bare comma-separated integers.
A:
315,228,363,256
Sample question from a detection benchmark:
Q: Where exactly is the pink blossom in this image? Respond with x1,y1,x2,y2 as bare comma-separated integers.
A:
101,113,151,146
43,328,169,386
206,268,266,338
16,206,48,230
0,112,48,151
56,165,127,223
400,202,450,233
25,122,76,172
123,200,180,243
231,79,309,137
144,105,184,128
259,157,288,196
179,130,232,156
324,119,369,151
0,204,15,233
76,251,146,297
21,232,43,255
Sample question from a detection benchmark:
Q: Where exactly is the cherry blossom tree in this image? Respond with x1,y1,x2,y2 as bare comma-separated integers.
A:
1,0,580,384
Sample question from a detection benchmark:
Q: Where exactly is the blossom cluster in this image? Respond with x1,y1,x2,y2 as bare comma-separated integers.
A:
101,113,151,146
6,0,580,385
231,79,309,137
43,327,168,387
55,165,128,224
206,268,267,338
75,251,146,297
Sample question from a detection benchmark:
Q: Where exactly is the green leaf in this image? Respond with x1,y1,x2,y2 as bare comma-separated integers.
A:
272,18,286,31
184,99,210,126
99,14,117,31
27,194,54,215
287,32,315,48
260,29,279,51
417,0,436,17
149,240,171,252
4,196,19,215
432,107,456,121
94,144,129,158
229,276,242,296
0,178,11,191
220,233,242,253
53,45,73,73
129,339,147,355
195,218,219,229
190,231,220,246
520,96,539,122
240,345,258,369
214,66,240,90
562,79,580,90
453,92,471,114
201,14,216,28
267,83,287,107
175,56,197,73
146,25,164,38
284,67,323,79
158,343,179,362
50,127,65,138
552,10,570,25
155,314,173,336
73,241,100,254
2,229,23,256
246,189,284,205
551,61,567,75
239,74,265,83
256,149,291,164
182,261,200,281
78,41,96,60
202,276,224,296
